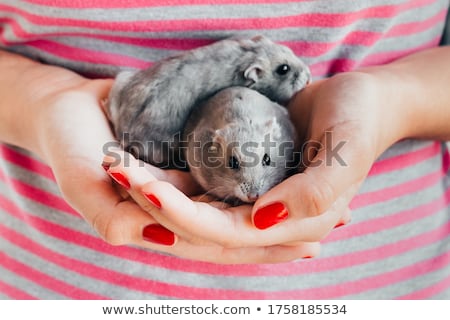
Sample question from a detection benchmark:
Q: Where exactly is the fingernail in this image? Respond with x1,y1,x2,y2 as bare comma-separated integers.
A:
101,162,111,171
142,193,162,209
109,171,130,189
303,255,313,259
334,222,346,229
253,202,289,230
142,224,175,246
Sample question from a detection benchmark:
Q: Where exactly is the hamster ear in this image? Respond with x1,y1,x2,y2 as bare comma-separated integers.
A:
211,123,239,144
251,35,264,42
212,128,226,145
244,63,264,85
251,35,270,43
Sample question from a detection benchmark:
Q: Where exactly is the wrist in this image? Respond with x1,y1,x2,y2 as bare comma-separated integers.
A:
358,46,450,142
356,66,418,150
0,50,87,157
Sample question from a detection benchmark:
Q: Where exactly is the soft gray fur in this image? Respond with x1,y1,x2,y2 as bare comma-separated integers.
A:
106,35,310,168
183,87,298,204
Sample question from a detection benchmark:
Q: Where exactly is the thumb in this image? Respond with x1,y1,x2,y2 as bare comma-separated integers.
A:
252,126,370,229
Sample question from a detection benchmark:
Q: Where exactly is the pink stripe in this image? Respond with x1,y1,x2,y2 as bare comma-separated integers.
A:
443,144,450,173
0,0,437,32
0,144,55,181
24,0,315,8
368,142,440,176
330,184,450,243
0,252,107,299
0,16,215,50
361,36,443,68
309,36,442,75
387,9,448,37
269,249,450,299
332,218,450,272
25,40,151,69
351,168,445,210
0,168,80,218
397,273,450,299
0,279,37,299
0,178,448,279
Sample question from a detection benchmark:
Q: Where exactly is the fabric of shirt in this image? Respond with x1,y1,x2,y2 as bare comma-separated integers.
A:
0,0,449,299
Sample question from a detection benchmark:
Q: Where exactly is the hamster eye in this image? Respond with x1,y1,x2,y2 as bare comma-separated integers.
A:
276,64,290,76
228,156,240,170
262,153,271,166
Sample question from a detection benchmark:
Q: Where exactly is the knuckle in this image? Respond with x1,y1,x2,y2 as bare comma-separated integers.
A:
91,211,129,246
303,177,335,216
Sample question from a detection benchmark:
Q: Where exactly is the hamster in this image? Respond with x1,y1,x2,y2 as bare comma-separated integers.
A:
105,35,310,168
183,87,298,204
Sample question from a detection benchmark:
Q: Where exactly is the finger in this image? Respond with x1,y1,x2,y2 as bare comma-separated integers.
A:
108,152,343,247
253,124,370,229
334,206,352,228
102,149,202,196
140,239,321,264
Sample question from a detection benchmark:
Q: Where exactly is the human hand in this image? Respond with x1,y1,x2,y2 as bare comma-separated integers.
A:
102,149,321,263
251,71,408,239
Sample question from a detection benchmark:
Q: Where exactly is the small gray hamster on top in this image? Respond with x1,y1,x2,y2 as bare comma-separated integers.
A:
183,87,298,204
105,35,310,168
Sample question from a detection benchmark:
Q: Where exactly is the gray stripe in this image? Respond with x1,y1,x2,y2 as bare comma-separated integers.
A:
361,142,442,194
324,190,449,256
345,242,450,299
0,264,65,299
0,152,61,196
0,293,11,299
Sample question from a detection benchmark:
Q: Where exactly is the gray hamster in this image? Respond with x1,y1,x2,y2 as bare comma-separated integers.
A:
105,35,310,168
183,87,298,204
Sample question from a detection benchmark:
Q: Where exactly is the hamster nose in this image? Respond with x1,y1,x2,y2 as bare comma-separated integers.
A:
247,192,259,202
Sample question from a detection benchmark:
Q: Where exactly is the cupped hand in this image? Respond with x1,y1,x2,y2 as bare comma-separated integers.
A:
251,71,407,239
33,77,318,264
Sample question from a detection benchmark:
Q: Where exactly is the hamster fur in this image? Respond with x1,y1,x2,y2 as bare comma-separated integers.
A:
183,86,298,204
106,35,309,168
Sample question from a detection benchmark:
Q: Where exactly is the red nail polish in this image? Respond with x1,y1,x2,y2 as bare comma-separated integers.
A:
109,171,130,189
334,222,345,228
101,162,110,171
303,255,313,259
253,202,289,230
142,224,175,246
142,193,162,209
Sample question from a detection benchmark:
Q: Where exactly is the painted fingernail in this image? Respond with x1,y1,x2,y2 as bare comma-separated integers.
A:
109,171,130,189
142,193,162,209
101,162,111,171
253,202,289,230
303,255,313,259
142,224,175,246
334,222,346,229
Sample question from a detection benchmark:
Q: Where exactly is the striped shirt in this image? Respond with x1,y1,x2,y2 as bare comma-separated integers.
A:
0,0,449,299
